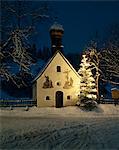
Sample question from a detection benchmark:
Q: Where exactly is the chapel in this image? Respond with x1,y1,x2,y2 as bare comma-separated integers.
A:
32,22,80,107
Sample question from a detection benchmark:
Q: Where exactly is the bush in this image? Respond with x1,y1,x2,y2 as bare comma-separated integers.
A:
84,100,97,111
76,97,97,111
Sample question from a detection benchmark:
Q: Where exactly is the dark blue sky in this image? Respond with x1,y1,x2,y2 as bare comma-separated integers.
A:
31,1,119,53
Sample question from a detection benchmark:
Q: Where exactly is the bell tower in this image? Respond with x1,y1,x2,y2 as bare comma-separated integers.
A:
50,22,64,55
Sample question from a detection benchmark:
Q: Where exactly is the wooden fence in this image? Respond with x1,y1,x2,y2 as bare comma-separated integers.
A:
99,99,119,105
0,99,119,107
0,99,37,107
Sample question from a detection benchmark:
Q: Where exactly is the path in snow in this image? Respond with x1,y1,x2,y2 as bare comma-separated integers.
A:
0,117,119,150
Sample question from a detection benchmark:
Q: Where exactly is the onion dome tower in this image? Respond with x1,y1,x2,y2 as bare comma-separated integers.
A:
49,22,64,55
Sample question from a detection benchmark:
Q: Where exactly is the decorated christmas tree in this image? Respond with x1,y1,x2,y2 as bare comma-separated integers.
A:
78,54,97,104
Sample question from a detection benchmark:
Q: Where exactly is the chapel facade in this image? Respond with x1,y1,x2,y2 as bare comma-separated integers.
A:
33,23,80,107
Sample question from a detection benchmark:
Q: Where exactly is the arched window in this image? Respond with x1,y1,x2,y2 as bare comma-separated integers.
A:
57,66,61,72
46,96,50,100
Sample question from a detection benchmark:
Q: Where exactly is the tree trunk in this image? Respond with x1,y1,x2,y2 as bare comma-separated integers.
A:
96,74,100,102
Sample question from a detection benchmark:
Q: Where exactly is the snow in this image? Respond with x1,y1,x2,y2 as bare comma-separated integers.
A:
50,22,64,31
0,104,119,118
0,105,119,149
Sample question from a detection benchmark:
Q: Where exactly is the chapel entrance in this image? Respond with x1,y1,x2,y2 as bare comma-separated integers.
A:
56,91,63,108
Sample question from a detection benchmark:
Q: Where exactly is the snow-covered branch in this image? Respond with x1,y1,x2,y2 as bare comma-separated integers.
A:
8,29,33,71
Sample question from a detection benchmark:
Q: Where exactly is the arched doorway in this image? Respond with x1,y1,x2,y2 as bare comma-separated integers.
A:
56,91,63,108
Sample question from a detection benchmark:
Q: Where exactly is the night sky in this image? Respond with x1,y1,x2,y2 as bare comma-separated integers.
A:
2,1,119,54
36,1,119,54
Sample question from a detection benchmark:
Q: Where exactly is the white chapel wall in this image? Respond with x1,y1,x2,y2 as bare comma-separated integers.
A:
36,52,80,107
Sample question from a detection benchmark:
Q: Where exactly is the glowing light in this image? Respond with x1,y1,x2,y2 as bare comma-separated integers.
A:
77,54,97,101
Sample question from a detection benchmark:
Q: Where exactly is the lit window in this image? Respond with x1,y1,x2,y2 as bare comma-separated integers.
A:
57,66,61,72
67,96,71,100
46,96,50,100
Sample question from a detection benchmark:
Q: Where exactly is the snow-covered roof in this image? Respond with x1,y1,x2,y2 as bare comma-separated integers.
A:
111,88,119,91
50,22,64,31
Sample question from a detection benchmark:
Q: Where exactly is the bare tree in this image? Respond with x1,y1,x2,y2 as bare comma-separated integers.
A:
0,1,50,87
85,24,119,100
100,23,119,84
100,43,119,84
85,48,102,100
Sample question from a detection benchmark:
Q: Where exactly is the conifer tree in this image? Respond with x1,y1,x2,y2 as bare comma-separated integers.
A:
78,54,97,103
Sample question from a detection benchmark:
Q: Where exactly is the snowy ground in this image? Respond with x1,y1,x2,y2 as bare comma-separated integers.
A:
0,104,119,150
